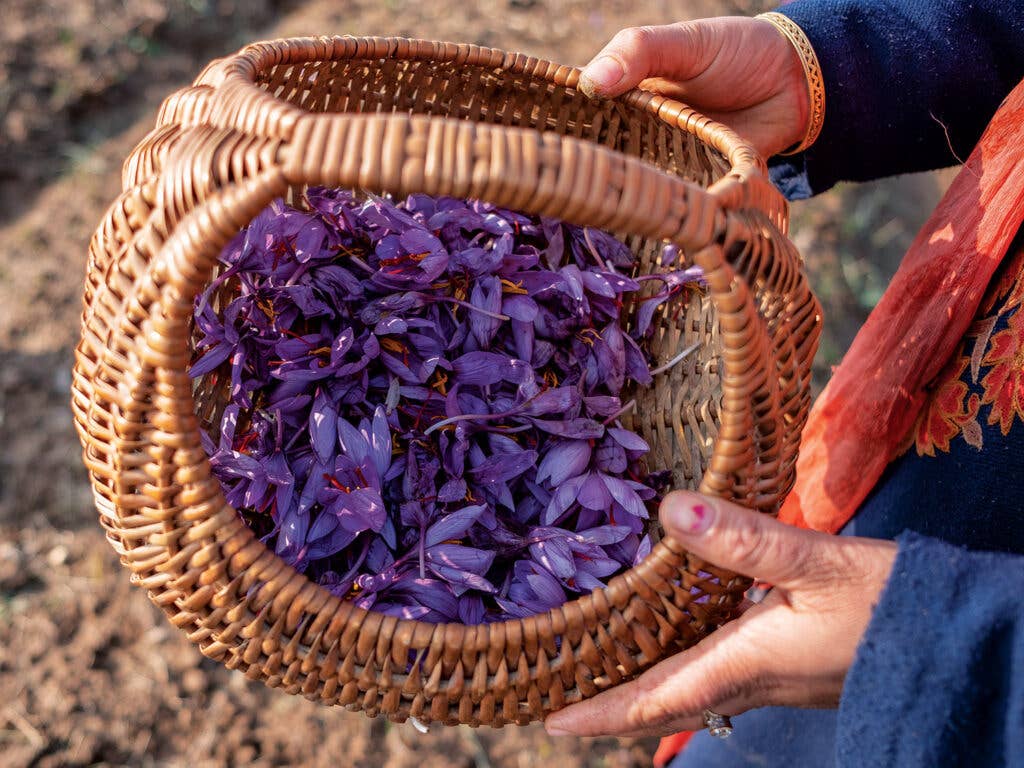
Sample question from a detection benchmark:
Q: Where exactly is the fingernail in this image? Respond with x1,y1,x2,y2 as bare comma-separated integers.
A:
664,494,715,535
580,56,624,95
544,717,572,736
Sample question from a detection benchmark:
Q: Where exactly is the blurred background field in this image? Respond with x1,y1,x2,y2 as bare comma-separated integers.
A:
0,2,952,766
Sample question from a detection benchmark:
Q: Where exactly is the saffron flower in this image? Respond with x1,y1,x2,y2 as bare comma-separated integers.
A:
190,189,698,623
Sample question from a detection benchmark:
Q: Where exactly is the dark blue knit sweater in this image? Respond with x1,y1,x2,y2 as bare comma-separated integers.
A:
770,0,1024,198
673,2,1024,766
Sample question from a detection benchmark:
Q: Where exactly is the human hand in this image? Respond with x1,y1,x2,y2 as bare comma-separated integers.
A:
579,18,809,158
544,491,897,737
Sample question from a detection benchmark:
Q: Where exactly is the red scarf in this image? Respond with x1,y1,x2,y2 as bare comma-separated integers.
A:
655,78,1024,768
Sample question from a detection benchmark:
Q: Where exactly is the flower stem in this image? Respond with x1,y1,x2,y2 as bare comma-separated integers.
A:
419,293,510,322
422,409,513,436
648,341,701,377
346,255,376,274
583,228,617,273
419,522,427,579
602,399,636,425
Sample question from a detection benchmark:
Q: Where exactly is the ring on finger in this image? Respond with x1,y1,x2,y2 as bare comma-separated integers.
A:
702,709,734,739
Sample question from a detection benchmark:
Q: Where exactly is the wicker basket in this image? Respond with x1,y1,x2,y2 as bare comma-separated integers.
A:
71,36,821,727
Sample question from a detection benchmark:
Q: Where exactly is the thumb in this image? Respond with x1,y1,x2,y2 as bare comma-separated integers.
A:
579,23,709,98
660,491,823,589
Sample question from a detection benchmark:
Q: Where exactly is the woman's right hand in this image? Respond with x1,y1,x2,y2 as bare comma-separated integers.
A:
580,17,809,158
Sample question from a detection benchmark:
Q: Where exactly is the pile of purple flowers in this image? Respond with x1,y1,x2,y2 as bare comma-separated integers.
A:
190,188,704,624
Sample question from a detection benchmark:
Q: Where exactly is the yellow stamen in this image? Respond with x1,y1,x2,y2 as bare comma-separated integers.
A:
431,370,449,395
576,328,602,346
380,337,406,354
500,278,529,295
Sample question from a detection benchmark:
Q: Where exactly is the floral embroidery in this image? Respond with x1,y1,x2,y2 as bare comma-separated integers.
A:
980,307,1024,435
912,353,983,456
908,244,1024,455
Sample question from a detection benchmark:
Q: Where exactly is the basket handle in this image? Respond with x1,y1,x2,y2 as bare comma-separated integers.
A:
153,65,791,512
191,34,786,250
277,111,727,252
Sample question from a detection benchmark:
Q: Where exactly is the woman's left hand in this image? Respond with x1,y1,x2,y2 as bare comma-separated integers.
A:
544,491,898,737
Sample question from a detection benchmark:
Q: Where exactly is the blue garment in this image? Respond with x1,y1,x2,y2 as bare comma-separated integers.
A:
674,244,1024,768
837,532,1024,766
769,0,1024,198
674,533,1024,767
672,1,1024,765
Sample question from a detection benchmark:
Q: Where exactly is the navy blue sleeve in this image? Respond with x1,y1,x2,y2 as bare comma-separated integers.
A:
768,0,1024,198
836,532,1024,767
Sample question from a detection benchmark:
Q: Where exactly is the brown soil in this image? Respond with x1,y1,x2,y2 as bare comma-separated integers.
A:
0,1,947,766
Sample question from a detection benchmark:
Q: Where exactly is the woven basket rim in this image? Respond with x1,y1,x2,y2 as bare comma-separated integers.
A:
204,35,787,230
73,34,819,723
170,36,765,642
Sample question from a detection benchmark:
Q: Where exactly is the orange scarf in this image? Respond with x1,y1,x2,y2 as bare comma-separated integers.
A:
655,78,1024,768
779,79,1024,532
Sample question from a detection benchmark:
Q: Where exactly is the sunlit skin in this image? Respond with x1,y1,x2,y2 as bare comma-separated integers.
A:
541,19,901,737
544,491,897,737
577,17,810,159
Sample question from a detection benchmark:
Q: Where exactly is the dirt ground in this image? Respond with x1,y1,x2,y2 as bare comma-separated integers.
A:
0,1,950,766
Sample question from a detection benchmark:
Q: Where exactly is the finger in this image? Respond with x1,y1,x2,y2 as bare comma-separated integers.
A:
660,491,827,590
735,597,756,615
579,23,710,98
545,603,773,737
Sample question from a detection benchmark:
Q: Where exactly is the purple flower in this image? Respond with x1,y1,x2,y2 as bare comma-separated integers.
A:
371,229,449,290
634,266,706,337
192,188,686,624
536,440,592,486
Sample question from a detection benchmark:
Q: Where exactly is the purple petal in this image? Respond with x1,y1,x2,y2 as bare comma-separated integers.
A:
597,323,626,394
502,294,538,322
398,578,460,619
636,293,668,337
570,571,606,592
189,343,232,377
524,566,566,606
594,439,628,473
542,474,587,525
459,595,485,625
529,417,604,440
469,277,503,347
437,477,468,503
337,417,370,466
530,538,575,579
309,390,337,464
427,545,496,593
623,333,653,386
602,475,649,519
468,450,537,485
578,472,613,510
511,319,534,363
368,406,392,479
581,270,616,298
634,534,653,565
521,386,581,417
536,440,592,486
424,504,487,547
607,427,649,453
573,525,632,545
333,487,387,532
452,351,532,386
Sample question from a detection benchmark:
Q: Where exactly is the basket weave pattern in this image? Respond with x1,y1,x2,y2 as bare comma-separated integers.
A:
71,37,821,726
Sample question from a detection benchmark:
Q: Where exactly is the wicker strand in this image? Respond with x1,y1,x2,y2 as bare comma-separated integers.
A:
72,36,821,727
